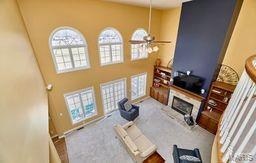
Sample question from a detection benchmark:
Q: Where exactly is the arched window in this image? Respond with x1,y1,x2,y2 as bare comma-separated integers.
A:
98,28,123,66
49,27,90,73
131,29,148,60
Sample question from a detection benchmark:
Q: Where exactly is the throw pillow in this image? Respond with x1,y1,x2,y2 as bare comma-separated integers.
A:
124,101,132,111
179,155,201,162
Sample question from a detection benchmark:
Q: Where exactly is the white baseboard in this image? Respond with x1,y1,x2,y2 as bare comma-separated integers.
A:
59,116,104,138
50,134,58,139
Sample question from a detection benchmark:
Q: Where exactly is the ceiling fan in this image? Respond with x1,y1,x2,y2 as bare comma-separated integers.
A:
129,0,171,53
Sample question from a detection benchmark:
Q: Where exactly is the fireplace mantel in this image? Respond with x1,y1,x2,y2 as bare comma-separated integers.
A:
169,85,205,102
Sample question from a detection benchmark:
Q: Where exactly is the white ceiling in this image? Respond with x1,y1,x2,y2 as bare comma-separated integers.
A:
104,0,192,9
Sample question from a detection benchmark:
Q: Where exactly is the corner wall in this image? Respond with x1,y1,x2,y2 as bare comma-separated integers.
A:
0,0,48,162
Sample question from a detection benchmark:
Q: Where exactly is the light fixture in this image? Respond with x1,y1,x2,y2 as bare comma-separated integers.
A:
153,46,159,52
147,47,153,54
46,84,53,91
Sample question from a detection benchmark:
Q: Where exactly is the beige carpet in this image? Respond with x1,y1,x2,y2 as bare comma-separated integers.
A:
66,98,214,163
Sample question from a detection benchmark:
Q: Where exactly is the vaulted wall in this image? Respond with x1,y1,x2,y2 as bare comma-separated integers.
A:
17,0,162,136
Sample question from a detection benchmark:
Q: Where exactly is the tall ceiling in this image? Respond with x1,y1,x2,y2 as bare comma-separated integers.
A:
104,0,192,9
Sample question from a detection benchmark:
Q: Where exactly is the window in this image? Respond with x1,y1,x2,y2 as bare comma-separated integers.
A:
131,73,147,100
50,27,90,73
98,28,123,66
131,29,148,60
101,78,126,114
64,87,97,124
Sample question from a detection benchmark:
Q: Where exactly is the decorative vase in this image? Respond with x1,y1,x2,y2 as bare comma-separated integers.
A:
155,58,161,67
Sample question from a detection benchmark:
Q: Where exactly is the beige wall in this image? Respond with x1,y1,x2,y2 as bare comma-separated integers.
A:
222,0,256,76
17,0,162,136
158,7,181,67
49,115,58,137
0,0,48,162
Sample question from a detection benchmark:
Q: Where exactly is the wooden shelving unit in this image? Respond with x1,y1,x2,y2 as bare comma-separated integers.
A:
198,81,236,134
150,66,172,105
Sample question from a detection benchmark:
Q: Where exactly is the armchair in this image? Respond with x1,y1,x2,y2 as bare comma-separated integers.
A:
118,98,139,121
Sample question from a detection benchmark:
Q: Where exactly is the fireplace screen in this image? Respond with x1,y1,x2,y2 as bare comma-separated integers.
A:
172,96,193,115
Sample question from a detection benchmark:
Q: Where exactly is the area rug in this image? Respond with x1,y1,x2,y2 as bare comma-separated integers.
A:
66,98,214,163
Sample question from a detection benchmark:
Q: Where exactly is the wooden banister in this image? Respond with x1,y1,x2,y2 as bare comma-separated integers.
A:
217,118,224,163
245,55,256,83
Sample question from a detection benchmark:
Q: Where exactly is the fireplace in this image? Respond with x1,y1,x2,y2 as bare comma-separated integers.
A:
168,87,203,120
172,96,193,115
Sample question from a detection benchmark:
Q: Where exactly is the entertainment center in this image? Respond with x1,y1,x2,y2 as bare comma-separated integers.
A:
151,66,205,124
150,65,237,134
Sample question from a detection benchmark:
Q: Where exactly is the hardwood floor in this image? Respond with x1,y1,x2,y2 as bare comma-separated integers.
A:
52,137,69,163
144,152,165,163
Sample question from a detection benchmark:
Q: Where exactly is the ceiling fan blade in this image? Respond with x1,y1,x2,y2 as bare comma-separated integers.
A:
129,40,147,44
152,40,171,44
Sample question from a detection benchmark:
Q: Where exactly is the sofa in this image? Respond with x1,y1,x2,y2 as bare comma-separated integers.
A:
118,98,139,121
173,145,202,163
114,121,157,163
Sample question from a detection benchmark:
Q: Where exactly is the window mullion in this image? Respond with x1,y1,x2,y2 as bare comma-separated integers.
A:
68,47,75,68
109,44,113,63
137,77,140,97
113,84,117,109
79,93,86,118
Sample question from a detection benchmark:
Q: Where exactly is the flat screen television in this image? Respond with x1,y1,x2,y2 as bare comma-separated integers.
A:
173,71,204,95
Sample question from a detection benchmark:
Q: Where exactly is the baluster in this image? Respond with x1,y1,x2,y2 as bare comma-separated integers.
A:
220,77,252,138
230,120,256,163
221,71,247,126
222,99,256,162
220,72,248,132
220,82,255,145
221,84,255,152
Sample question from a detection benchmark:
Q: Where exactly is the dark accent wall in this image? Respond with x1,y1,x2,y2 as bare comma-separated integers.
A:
173,0,242,97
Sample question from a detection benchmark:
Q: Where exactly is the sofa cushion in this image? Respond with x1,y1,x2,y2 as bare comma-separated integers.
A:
118,98,128,110
115,124,127,138
124,136,138,153
124,101,132,111
179,155,201,162
126,124,142,140
133,134,154,153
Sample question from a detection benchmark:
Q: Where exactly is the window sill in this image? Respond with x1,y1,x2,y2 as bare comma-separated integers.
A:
100,61,124,67
56,66,91,74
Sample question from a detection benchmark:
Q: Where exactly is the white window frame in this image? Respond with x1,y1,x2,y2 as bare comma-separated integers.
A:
131,72,147,100
64,87,97,124
131,28,148,61
100,78,127,114
49,26,91,74
98,27,124,66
